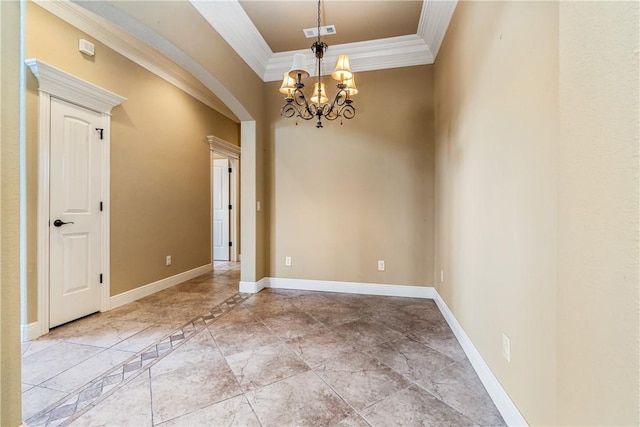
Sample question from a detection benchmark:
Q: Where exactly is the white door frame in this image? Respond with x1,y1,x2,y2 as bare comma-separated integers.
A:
26,59,126,338
208,135,240,263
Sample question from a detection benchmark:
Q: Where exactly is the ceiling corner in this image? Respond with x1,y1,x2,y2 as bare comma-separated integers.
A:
417,0,458,58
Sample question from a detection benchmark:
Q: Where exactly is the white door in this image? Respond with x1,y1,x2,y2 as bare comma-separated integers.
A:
213,158,230,261
49,98,103,328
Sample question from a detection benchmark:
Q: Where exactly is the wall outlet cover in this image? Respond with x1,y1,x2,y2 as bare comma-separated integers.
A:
502,333,511,362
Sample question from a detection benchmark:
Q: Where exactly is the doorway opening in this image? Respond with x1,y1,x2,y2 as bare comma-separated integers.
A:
208,136,240,265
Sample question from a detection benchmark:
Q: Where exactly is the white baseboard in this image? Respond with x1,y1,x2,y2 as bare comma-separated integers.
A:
239,278,266,293
109,264,212,310
432,291,528,426
21,321,41,342
265,277,435,298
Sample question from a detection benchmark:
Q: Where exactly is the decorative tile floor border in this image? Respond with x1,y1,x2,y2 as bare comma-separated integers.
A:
26,293,251,427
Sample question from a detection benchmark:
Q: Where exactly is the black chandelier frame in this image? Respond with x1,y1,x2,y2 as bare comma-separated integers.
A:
280,0,356,128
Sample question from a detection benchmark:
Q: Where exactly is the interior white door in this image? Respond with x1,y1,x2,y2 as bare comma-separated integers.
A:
49,97,103,328
213,158,230,261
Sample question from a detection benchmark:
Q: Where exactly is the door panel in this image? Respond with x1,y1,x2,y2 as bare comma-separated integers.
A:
50,98,102,328
213,158,230,261
62,233,90,294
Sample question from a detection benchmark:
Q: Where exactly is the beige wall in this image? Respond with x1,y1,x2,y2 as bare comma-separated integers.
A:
266,66,435,286
434,2,559,423
557,1,639,424
435,1,639,425
90,1,268,282
1,0,24,424
25,2,240,319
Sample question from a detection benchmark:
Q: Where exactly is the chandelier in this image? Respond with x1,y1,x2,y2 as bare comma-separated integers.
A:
279,0,358,128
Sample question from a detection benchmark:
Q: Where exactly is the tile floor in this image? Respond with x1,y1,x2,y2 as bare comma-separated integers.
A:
22,261,504,426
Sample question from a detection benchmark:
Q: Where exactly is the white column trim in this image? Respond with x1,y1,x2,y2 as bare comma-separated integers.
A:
239,121,257,283
35,90,51,338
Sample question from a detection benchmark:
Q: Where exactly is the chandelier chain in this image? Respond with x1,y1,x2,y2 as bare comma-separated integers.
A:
317,0,322,40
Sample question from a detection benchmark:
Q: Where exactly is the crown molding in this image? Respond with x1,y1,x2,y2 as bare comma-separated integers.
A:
34,0,239,122
207,135,241,159
195,0,457,82
418,0,458,58
189,0,273,80
264,35,432,82
25,58,126,113
36,0,457,90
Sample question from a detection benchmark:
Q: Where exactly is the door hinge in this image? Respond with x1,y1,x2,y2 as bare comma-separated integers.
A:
95,128,104,140
229,204,232,210
229,242,232,247
99,273,103,284
228,167,232,173
100,201,103,211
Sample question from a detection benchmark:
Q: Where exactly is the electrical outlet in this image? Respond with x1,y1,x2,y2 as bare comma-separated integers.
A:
285,256,292,267
377,260,385,271
166,255,172,266
257,201,261,211
440,270,444,282
502,333,511,362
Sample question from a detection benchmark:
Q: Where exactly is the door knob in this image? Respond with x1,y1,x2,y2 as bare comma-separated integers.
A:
53,219,74,227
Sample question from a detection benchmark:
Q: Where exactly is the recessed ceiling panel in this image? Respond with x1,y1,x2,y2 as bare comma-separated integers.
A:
239,0,422,53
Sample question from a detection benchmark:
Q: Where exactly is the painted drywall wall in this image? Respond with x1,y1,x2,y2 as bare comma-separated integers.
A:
85,0,268,283
0,0,24,424
266,66,435,286
25,2,240,319
436,1,639,425
557,2,639,424
434,2,559,424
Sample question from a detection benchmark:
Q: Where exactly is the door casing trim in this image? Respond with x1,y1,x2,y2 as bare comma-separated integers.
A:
26,59,126,338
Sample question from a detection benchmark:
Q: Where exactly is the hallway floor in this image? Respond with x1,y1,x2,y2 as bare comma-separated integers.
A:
23,262,504,426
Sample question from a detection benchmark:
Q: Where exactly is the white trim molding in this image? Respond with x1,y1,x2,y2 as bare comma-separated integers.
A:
239,279,267,294
21,322,41,342
433,292,529,426
25,59,126,114
109,264,212,310
26,59,125,339
32,0,239,122
265,277,435,299
418,0,458,58
189,0,272,79
34,0,458,85
192,0,458,82
207,135,241,159
264,35,434,82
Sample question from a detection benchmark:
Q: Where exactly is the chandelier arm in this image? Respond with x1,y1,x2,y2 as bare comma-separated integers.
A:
291,87,315,118
281,101,315,121
322,96,356,121
339,103,356,120
323,88,347,118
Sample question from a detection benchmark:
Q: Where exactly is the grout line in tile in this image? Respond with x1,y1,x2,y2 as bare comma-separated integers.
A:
26,292,251,427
